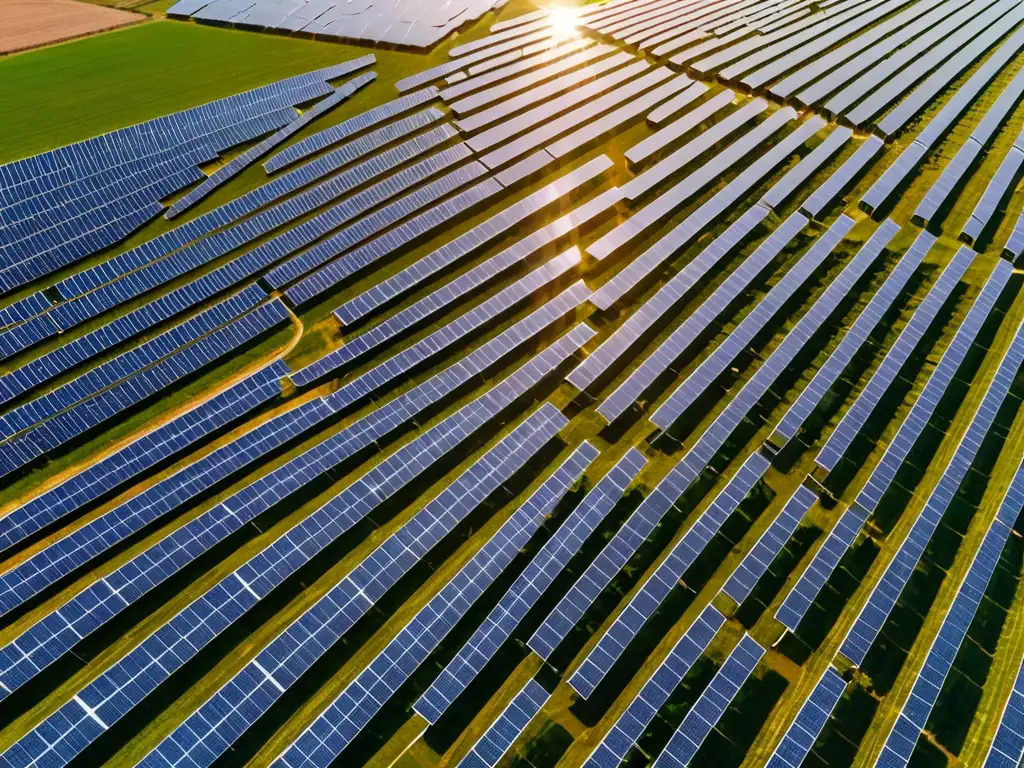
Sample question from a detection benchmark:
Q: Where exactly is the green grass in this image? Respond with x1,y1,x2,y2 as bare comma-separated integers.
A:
0,19,427,164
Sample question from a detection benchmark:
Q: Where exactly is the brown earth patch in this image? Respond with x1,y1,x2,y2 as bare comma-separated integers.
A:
0,0,143,55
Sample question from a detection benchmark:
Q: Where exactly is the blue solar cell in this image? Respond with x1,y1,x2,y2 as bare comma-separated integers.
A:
451,680,551,768
569,453,768,700
415,447,647,723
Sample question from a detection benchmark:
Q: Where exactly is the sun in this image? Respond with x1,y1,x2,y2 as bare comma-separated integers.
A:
546,4,581,38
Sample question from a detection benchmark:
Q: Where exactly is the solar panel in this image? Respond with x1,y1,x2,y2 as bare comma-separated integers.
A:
266,156,488,290
264,86,439,172
449,45,615,114
765,667,847,768
769,0,946,99
797,0,975,109
271,444,595,768
625,90,738,168
985,655,1024,766
914,137,982,225
646,81,708,126
569,453,769,699
801,136,884,219
722,484,817,605
453,680,551,768
589,111,819,305
854,258,1012,517
314,251,583,404
136,404,569,768
844,1,1024,130
528,453,699,660
760,127,852,210
458,51,635,135
652,634,765,767
0,300,290,478
876,457,1024,768
0,362,285,555
768,220,911,447
333,156,611,327
583,606,726,768
414,447,646,723
0,316,591,706
572,205,768,397
166,72,376,218
597,210,806,422
860,141,929,213
877,16,1024,138
815,245,975,473
962,138,1024,244
651,211,843,431
840,313,1024,667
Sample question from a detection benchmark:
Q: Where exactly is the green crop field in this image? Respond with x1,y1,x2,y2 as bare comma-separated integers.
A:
2,1,1024,767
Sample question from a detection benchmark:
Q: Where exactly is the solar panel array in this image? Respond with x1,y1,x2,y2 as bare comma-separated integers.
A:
454,679,551,768
841,315,1024,667
415,447,646,723
272,445,595,767
583,606,725,768
9,1,1024,766
653,634,765,767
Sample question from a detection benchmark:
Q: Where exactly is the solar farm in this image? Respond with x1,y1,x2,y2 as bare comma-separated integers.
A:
5,0,1024,766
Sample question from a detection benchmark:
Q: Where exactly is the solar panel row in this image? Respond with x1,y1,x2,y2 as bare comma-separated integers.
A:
53,108,445,302
0,284,266,440
569,453,769,700
333,156,611,327
840,314,1024,667
583,605,726,768
313,189,616,386
264,86,440,172
815,244,975,473
0,332,589,768
588,111,818,306
646,81,709,126
42,131,463,344
0,360,286,555
801,136,884,219
137,403,570,768
265,153,486,290
283,174,505,307
962,130,1024,244
0,300,289,478
877,457,1024,768
760,127,852,210
651,211,843,431
526,447,656,660
797,0,975,110
320,251,583,410
625,89,738,169
765,667,847,768
686,216,885,466
271,445,594,767
653,634,765,767
454,680,551,768
414,446,647,723
166,72,377,218
768,220,913,447
986,654,1024,766
722,484,817,605
594,210,806,422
